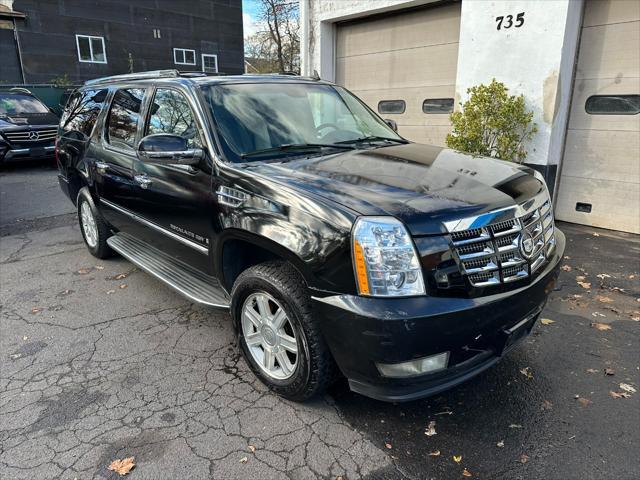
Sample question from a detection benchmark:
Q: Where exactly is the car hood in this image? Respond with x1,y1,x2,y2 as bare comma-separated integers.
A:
242,143,546,236
0,112,59,129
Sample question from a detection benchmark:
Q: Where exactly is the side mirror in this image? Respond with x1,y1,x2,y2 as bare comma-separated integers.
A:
384,119,398,132
136,133,203,166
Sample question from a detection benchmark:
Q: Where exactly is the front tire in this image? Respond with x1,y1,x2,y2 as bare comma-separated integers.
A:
77,189,112,259
231,261,336,401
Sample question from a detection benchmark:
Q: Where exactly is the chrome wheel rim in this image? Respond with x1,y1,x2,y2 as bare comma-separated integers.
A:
80,202,98,248
241,292,299,380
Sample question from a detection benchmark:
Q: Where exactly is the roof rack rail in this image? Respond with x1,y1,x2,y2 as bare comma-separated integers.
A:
84,69,180,86
0,87,34,95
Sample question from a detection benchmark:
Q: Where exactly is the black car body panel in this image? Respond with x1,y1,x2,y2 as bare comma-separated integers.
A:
56,72,565,402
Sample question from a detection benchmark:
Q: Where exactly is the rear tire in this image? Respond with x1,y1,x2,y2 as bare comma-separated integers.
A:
77,188,112,259
231,261,336,401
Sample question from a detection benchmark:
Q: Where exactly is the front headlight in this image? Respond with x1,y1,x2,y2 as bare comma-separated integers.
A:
352,216,425,297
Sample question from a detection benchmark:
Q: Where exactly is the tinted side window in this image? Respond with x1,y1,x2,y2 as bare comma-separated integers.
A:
147,89,201,148
60,89,108,138
106,88,145,150
422,98,454,114
585,94,639,115
378,100,405,114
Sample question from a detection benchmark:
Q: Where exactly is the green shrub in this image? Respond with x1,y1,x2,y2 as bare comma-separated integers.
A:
446,79,538,163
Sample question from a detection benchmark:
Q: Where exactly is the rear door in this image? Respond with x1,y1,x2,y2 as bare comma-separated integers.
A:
95,87,148,231
129,86,215,274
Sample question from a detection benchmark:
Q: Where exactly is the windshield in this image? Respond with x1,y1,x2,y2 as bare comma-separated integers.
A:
0,94,49,116
203,82,404,162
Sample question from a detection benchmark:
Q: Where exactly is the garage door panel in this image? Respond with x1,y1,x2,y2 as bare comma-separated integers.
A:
562,130,640,183
555,176,640,233
583,0,640,27
336,42,459,90
568,77,640,131
575,21,640,80
354,85,455,128
397,125,452,147
336,3,461,59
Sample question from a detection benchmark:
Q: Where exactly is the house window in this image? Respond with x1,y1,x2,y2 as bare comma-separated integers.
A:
75,35,107,64
378,100,405,114
585,94,639,115
422,98,454,114
202,54,218,74
173,48,196,66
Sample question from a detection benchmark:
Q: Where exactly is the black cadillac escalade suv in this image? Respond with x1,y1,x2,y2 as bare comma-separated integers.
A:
1,89,58,163
56,70,564,402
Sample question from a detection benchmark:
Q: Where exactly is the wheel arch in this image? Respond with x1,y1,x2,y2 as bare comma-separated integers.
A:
217,230,314,293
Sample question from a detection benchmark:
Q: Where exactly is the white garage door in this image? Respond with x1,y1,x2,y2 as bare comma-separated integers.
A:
335,2,461,146
555,0,640,233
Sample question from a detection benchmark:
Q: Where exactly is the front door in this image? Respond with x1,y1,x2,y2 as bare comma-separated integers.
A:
130,86,215,275
95,87,147,232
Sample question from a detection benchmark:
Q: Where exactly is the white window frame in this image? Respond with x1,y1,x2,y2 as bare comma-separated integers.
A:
201,54,218,73
173,48,196,66
75,34,107,64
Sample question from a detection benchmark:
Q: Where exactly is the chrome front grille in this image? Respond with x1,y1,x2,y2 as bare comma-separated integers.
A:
444,195,556,287
3,128,57,143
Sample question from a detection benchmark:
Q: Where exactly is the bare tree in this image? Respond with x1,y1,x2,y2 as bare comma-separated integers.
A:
245,0,299,74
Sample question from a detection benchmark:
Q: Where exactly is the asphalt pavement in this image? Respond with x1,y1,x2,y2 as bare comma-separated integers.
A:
1,162,638,479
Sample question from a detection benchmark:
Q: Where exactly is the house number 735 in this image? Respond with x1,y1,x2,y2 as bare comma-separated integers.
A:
496,12,525,30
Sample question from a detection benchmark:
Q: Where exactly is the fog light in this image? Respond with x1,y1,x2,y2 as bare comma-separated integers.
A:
376,352,449,378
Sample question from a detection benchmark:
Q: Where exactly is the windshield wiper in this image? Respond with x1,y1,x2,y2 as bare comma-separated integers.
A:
337,136,408,146
241,143,355,159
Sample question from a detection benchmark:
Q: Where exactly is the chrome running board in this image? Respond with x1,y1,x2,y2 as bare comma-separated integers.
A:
107,232,230,309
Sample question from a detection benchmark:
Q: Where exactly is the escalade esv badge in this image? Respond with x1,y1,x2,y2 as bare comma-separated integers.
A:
56,70,565,403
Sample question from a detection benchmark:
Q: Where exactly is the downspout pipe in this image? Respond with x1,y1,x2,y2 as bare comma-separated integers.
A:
300,0,310,76
13,17,26,83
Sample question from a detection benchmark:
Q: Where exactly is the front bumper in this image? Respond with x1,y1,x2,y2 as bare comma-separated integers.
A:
1,145,55,162
314,229,565,402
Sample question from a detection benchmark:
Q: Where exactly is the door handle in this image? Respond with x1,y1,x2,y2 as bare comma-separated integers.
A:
134,174,153,189
95,161,109,174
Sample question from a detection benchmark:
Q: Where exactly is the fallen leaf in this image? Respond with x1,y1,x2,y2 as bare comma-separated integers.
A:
248,445,256,453
619,383,636,394
542,400,553,411
564,255,571,260
604,368,615,376
561,265,572,272
596,296,614,304
463,468,472,477
239,456,248,463
108,457,135,476
610,390,631,399
95,265,105,270
520,454,530,464
385,443,392,449
592,232,600,237
429,450,441,457
119,284,128,289
336,477,344,480
115,273,128,280
519,367,533,379
509,424,522,429
586,368,599,374
576,275,586,282
577,397,592,407
591,312,606,318
77,268,91,274
497,440,505,448
107,290,116,295
424,420,437,437
30,307,44,314
577,281,592,289
591,322,611,331
453,455,462,463
540,318,555,325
